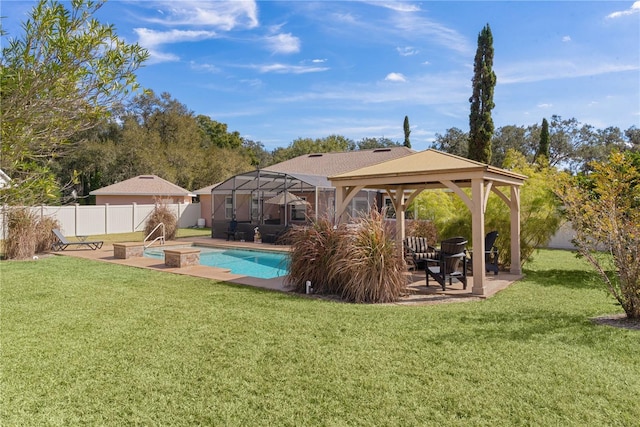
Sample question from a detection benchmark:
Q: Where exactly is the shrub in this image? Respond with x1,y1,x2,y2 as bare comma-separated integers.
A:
332,210,408,303
34,216,60,254
406,220,438,243
286,211,408,303
285,218,348,295
4,208,37,260
144,203,178,241
556,151,640,319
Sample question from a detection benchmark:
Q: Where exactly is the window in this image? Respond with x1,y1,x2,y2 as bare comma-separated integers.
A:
251,196,259,222
225,196,233,219
291,197,307,220
352,197,369,218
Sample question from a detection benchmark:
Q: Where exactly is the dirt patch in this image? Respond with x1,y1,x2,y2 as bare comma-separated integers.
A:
592,313,640,331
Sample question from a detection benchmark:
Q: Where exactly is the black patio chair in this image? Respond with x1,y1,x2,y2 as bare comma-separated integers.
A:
224,220,240,241
467,231,500,275
425,237,468,290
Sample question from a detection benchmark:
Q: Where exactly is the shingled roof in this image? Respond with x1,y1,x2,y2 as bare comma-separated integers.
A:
90,175,195,197
264,146,414,177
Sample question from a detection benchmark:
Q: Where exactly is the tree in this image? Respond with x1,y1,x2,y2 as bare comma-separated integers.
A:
356,137,400,150
556,151,640,319
625,126,640,152
271,135,355,163
491,125,535,167
197,115,243,150
403,116,411,148
0,0,148,206
468,24,496,164
536,118,550,163
432,128,468,158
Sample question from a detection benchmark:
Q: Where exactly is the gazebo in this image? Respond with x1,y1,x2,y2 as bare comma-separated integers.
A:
329,149,527,296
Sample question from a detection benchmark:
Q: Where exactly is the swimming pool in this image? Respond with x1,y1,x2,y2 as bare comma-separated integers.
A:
144,246,290,279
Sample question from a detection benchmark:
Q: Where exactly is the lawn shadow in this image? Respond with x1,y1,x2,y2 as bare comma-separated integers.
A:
522,268,602,291
432,308,629,346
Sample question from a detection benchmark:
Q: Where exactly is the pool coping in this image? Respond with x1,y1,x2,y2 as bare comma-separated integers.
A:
144,240,290,280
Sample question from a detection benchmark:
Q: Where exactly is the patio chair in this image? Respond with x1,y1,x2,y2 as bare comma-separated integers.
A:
224,220,241,241
403,236,437,270
467,231,500,275
425,237,468,290
263,225,291,245
51,229,103,251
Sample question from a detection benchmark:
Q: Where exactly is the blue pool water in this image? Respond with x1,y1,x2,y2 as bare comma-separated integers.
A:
144,246,290,279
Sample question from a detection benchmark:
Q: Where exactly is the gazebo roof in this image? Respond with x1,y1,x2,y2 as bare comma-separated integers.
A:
329,149,526,188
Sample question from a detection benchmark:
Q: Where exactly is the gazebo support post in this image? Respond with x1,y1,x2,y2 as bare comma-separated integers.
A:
471,178,487,295
391,186,406,247
510,186,522,275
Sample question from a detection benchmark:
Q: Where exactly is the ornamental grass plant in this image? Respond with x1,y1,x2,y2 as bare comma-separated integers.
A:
286,211,407,303
144,202,178,241
3,208,60,259
285,217,348,295
330,209,407,303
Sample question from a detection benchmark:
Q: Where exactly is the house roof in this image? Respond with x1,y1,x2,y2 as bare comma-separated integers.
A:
212,147,415,194
263,146,414,176
89,175,196,197
193,183,221,195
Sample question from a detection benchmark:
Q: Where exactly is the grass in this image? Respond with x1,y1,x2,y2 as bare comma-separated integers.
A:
90,227,212,243
1,249,639,426
0,228,212,256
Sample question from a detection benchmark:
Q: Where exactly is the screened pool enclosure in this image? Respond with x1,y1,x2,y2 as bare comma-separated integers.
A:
210,169,379,240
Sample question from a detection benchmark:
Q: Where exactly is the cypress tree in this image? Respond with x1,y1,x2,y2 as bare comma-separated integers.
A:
403,115,411,148
468,24,496,164
536,117,550,162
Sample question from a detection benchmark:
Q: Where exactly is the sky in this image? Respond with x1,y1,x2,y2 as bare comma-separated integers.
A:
3,1,640,151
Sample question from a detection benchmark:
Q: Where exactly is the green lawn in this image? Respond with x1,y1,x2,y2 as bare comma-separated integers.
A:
1,249,638,426
90,227,213,243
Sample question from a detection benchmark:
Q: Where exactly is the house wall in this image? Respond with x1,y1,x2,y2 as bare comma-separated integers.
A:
95,195,192,205
198,194,212,228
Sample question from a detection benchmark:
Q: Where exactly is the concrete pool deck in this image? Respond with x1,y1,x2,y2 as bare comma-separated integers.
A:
54,237,522,305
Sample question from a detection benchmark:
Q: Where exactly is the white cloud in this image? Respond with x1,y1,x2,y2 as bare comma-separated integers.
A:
312,59,327,63
134,28,218,63
607,1,640,18
275,71,469,107
190,62,221,73
389,12,471,55
142,1,258,30
385,72,407,82
371,1,422,13
537,103,553,109
255,63,329,74
135,28,217,47
264,32,301,54
498,60,640,84
397,46,419,56
562,36,571,42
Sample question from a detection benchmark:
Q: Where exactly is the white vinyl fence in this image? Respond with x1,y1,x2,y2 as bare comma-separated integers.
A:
1,203,202,238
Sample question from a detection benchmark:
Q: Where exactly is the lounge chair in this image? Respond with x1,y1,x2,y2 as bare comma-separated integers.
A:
403,236,437,270
425,237,468,290
51,229,103,251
